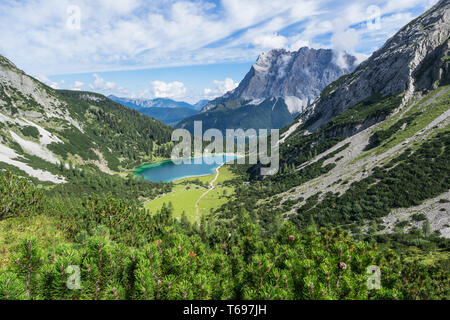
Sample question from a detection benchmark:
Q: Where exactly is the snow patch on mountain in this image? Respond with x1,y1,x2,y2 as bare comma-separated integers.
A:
0,144,65,183
9,131,60,164
284,96,305,114
0,112,62,146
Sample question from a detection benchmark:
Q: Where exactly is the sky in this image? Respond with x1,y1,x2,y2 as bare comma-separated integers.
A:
0,0,439,103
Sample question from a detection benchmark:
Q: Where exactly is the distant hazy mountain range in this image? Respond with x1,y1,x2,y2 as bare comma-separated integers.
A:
108,95,209,126
177,47,358,134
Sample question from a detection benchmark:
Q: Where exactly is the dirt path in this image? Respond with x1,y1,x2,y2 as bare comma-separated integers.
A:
194,164,223,216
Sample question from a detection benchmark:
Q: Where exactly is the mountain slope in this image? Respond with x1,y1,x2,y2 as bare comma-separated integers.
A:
108,95,200,126
134,107,198,126
177,48,357,133
108,95,197,110
286,0,450,134
0,58,173,183
223,0,450,238
176,97,294,133
193,99,210,110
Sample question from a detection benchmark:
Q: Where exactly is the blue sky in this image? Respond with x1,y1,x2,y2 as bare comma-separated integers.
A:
0,0,439,103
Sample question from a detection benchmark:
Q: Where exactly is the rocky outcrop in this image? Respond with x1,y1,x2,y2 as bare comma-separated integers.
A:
297,0,450,133
179,48,358,134
203,47,357,115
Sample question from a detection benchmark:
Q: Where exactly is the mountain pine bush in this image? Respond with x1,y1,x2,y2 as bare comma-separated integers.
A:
0,171,448,300
0,171,43,220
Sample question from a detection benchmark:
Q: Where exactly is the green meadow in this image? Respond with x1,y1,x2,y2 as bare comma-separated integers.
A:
144,165,237,222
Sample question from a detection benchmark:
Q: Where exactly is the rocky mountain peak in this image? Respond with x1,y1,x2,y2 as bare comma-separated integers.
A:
216,47,358,115
297,0,450,132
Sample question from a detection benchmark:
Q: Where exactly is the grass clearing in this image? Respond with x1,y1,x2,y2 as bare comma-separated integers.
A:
145,184,205,221
0,215,69,270
145,164,238,222
196,185,236,217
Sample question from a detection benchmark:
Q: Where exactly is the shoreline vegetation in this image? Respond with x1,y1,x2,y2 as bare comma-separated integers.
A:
144,163,238,222
133,153,243,183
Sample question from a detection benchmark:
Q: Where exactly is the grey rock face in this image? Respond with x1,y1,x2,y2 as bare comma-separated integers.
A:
300,0,450,132
203,47,358,114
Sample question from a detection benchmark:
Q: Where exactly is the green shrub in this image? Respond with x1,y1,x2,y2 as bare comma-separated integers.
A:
411,213,427,221
0,171,43,220
19,126,40,139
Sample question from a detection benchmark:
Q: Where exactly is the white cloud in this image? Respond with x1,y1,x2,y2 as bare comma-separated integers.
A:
331,28,359,53
71,81,84,91
0,0,323,74
289,39,310,52
97,0,141,15
88,74,128,96
330,26,360,69
150,81,187,99
130,89,150,99
203,78,239,99
0,0,438,75
253,34,288,49
36,75,63,89
89,74,117,91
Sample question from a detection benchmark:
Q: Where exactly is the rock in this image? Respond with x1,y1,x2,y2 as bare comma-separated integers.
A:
204,47,357,115
295,0,450,134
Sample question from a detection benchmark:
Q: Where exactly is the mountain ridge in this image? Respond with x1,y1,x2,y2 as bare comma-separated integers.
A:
235,0,450,238
177,47,358,133
284,0,450,137
108,95,201,110
0,60,173,183
108,95,202,126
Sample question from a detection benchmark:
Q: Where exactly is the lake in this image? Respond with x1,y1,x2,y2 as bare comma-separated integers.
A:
134,154,241,183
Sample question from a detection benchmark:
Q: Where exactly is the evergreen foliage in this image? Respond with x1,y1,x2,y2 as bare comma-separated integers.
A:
0,171,43,220
1,171,448,300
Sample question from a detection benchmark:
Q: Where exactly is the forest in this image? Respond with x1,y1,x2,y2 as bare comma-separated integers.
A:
0,170,448,299
1,85,449,300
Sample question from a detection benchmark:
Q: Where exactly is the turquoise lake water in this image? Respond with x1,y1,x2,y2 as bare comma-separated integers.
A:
135,154,241,183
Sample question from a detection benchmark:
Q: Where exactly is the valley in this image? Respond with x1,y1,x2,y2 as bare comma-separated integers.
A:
145,165,238,222
0,0,449,301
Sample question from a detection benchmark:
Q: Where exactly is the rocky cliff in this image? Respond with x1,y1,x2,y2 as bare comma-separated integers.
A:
290,0,450,134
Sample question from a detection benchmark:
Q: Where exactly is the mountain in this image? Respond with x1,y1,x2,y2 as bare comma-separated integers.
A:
133,107,198,127
0,1,449,301
287,0,450,134
108,95,199,126
0,56,173,184
193,99,210,110
177,47,358,133
236,0,449,237
108,95,197,110
209,48,357,112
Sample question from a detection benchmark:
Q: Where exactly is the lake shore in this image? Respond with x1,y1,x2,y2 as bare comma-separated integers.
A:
134,153,243,183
